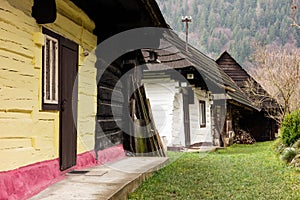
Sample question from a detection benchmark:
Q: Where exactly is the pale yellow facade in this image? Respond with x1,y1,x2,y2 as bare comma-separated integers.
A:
0,0,98,171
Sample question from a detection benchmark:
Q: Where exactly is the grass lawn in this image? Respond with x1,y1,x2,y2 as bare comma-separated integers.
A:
128,142,300,200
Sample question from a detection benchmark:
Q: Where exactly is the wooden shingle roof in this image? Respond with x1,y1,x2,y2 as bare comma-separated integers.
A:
142,30,259,111
216,51,281,110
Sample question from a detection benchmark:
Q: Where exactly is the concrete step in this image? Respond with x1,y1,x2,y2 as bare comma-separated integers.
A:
29,157,169,200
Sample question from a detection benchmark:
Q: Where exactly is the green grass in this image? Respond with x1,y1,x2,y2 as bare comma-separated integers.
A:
128,142,300,200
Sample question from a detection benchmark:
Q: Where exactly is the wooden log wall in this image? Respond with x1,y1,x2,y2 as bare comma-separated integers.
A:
95,59,124,151
95,51,143,152
0,0,97,171
217,52,279,141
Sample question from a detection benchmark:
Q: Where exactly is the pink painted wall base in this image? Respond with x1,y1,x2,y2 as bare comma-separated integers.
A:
0,145,125,200
97,144,126,165
0,159,63,200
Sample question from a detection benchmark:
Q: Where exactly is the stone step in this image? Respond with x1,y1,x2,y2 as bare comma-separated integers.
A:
29,157,169,200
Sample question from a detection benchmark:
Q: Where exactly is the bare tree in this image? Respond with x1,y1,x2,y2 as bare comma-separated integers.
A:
246,45,300,124
243,77,284,124
291,0,300,28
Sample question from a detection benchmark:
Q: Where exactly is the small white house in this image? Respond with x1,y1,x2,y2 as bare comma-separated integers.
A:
141,31,260,149
142,69,213,149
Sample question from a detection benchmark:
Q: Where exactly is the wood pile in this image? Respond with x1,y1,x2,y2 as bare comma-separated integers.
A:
234,129,256,144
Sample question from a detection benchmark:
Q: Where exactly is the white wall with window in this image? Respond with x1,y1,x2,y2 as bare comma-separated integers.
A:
143,71,215,148
189,88,212,145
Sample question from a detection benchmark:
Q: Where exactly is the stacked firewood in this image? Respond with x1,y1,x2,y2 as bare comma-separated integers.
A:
234,129,256,144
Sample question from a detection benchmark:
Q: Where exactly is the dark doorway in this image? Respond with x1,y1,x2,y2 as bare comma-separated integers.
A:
183,92,191,147
59,38,78,171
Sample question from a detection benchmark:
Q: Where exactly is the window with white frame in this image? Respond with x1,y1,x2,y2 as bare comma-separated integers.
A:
43,34,59,107
199,100,206,128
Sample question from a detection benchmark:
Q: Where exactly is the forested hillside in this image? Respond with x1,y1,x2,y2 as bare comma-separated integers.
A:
157,0,300,67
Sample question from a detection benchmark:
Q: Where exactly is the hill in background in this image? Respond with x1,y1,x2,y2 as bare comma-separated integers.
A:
157,0,300,68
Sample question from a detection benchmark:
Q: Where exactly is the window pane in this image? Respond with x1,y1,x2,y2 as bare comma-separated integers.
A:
199,100,206,127
43,35,59,105
52,40,56,101
45,39,50,101
202,103,206,124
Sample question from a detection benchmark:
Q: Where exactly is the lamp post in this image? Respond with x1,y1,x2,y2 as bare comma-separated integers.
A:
181,16,192,52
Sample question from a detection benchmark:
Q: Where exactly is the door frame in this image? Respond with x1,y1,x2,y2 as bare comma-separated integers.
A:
42,28,78,171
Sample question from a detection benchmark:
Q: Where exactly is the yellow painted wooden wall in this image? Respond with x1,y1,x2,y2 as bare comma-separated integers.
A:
0,0,97,171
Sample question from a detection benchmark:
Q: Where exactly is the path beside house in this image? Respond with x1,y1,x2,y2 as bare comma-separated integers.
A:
29,157,168,200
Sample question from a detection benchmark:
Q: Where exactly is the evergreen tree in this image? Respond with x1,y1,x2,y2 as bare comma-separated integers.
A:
157,0,300,66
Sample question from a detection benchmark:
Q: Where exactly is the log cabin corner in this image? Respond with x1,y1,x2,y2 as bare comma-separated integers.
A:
216,51,279,141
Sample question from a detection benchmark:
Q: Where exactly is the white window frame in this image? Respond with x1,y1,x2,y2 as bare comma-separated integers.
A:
199,100,206,128
43,35,59,105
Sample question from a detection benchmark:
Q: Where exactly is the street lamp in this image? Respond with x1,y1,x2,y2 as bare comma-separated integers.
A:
181,16,192,52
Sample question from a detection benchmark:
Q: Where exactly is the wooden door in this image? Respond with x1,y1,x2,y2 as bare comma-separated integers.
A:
59,38,78,171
